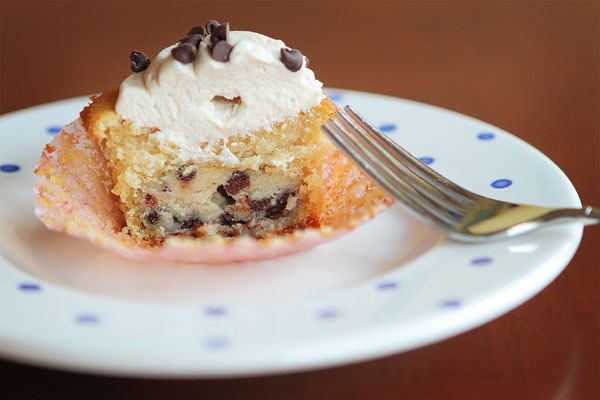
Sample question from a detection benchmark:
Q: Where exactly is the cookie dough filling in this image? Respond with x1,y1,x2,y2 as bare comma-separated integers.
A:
137,168,301,241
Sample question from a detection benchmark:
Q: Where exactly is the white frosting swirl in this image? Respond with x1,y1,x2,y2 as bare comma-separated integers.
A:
115,31,324,155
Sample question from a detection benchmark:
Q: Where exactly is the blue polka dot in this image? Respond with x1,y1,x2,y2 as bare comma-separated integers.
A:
378,124,397,133
0,164,20,173
471,257,493,266
46,125,63,135
328,93,343,102
205,336,228,349
478,132,495,140
419,157,434,165
441,299,462,308
18,283,41,292
205,306,227,317
377,281,399,290
318,309,338,319
75,314,99,324
491,179,512,189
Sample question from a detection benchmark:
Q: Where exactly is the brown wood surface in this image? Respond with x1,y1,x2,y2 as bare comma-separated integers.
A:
1,1,599,399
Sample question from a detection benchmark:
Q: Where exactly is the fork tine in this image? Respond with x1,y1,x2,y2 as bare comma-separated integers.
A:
323,121,454,229
343,106,477,207
323,118,458,229
334,111,468,217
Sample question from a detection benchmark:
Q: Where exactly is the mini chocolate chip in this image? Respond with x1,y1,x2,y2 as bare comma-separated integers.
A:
280,48,304,72
130,51,151,73
146,210,159,225
188,25,206,37
211,40,233,62
265,206,286,220
210,22,229,46
248,198,271,211
206,20,220,34
180,217,203,230
224,171,250,195
161,182,171,192
220,212,238,226
145,193,157,207
171,43,197,64
265,191,294,219
176,166,197,182
180,34,204,49
217,185,236,205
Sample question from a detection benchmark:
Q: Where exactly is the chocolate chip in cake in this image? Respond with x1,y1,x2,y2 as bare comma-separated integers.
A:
161,182,171,192
145,193,157,207
146,210,159,225
224,170,250,195
220,212,240,226
265,191,294,219
265,207,285,220
211,41,233,62
210,22,229,46
280,48,304,72
248,198,271,212
180,216,204,230
176,165,197,182
188,25,207,37
171,43,197,64
216,185,236,205
180,34,204,49
206,20,220,34
130,51,151,73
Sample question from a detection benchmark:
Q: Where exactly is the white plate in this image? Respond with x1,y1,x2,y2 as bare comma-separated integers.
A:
0,89,583,378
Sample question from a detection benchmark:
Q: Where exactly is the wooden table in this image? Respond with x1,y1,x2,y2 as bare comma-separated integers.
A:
1,1,598,398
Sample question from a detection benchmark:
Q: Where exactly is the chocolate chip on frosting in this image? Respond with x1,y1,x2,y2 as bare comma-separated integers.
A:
206,20,220,34
280,48,304,72
171,42,197,64
211,40,233,62
210,22,229,46
180,34,204,49
129,51,151,72
188,25,207,37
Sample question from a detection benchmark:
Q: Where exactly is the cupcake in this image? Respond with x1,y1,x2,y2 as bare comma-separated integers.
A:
34,21,391,262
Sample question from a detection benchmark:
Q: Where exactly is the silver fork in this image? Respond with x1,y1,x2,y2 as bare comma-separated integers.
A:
321,106,599,242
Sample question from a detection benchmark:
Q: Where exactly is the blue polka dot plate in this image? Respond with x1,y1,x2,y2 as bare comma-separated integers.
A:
0,89,583,377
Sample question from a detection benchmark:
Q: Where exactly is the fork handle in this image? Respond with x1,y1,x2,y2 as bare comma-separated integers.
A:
581,205,600,224
546,205,600,225
471,204,600,241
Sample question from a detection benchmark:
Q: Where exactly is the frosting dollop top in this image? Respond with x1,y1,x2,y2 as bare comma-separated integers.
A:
115,29,324,155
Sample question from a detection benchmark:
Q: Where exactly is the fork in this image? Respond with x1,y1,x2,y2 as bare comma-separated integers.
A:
321,106,599,242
